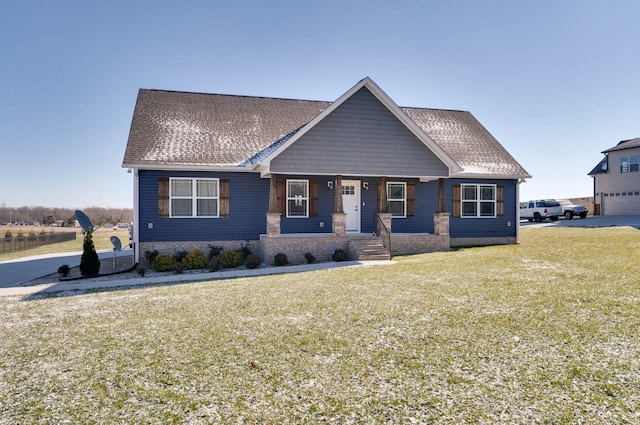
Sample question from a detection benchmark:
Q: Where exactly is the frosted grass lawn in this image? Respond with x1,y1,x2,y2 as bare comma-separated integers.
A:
1,227,639,424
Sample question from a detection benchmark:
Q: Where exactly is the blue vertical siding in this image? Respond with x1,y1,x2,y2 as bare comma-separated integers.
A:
139,170,269,242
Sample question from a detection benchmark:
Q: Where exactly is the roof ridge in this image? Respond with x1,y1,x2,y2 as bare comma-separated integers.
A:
401,105,470,114
139,88,331,104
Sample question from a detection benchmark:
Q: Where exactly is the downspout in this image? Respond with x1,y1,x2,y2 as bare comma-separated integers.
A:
133,168,140,263
516,178,523,244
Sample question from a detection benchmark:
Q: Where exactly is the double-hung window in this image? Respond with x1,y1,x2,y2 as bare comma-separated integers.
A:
287,180,308,217
461,184,496,217
170,178,219,217
620,155,639,173
387,182,406,218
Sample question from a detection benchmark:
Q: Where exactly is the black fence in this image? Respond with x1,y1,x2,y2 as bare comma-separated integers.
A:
1,232,77,254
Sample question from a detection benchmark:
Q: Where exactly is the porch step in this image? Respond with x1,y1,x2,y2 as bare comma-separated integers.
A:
349,238,391,261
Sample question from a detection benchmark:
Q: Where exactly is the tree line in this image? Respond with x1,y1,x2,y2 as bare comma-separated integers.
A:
0,205,133,227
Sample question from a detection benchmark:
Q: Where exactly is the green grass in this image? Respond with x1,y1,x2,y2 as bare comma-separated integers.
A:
1,227,639,423
0,228,130,261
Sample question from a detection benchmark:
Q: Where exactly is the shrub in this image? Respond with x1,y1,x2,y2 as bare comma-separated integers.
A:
80,231,100,276
240,241,253,259
57,264,70,277
136,265,146,277
208,245,224,260
208,257,221,272
332,249,347,262
28,230,36,236
274,253,289,267
245,254,261,269
173,250,189,264
304,252,316,264
144,250,159,265
151,254,176,272
174,262,184,274
4,230,12,238
39,229,46,235
183,249,208,270
220,249,244,269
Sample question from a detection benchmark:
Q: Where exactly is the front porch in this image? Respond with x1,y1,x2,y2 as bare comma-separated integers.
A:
261,174,451,264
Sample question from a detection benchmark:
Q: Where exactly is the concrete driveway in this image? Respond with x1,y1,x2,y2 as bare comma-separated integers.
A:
0,249,133,288
519,215,640,229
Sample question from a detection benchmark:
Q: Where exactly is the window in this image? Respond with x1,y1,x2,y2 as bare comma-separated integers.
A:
620,155,639,173
170,178,218,217
461,184,496,217
287,180,308,217
387,182,406,217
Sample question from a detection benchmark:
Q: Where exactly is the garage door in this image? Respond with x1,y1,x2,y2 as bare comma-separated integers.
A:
602,193,640,215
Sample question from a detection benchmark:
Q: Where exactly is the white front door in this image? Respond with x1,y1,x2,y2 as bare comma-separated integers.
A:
341,180,361,233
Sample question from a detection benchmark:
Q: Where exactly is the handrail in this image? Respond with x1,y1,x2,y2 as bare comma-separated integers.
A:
374,213,392,258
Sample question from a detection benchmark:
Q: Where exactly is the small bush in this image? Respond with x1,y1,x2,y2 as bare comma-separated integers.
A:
245,254,261,269
240,241,253,259
274,253,289,267
332,249,347,262
220,249,244,269
28,230,36,236
174,262,184,274
183,249,208,270
208,257,221,272
173,250,189,264
208,245,224,260
4,230,12,238
144,250,159,265
57,264,70,277
136,265,146,277
304,252,316,264
151,254,177,272
39,229,46,235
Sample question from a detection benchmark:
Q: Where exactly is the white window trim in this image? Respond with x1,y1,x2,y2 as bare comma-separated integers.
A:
461,184,497,218
286,179,309,218
169,177,219,218
387,182,406,218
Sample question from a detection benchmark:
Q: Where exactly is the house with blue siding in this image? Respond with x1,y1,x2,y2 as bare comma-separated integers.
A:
122,77,530,264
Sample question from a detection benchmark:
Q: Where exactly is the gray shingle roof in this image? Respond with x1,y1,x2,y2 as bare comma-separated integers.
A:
123,87,530,178
124,90,329,167
602,138,640,153
403,107,529,177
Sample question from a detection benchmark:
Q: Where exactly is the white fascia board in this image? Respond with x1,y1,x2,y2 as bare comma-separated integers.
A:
450,172,532,180
121,163,252,172
257,77,462,174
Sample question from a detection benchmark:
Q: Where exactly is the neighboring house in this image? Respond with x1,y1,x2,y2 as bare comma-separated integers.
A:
589,138,640,216
122,77,530,264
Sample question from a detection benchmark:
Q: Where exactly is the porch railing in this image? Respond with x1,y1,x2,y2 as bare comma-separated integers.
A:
374,213,392,257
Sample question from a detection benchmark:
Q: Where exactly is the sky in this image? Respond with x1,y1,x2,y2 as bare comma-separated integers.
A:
1,0,638,208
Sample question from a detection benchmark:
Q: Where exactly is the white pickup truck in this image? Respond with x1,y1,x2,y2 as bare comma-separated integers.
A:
520,199,562,222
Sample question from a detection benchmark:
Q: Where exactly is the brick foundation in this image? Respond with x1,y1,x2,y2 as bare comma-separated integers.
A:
390,234,449,255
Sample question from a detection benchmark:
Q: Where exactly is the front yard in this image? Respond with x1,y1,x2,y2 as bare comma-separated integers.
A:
1,227,639,424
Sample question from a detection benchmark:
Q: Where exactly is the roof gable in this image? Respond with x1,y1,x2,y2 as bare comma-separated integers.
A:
259,77,460,175
268,86,450,178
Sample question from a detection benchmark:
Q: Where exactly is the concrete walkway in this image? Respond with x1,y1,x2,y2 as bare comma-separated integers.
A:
0,260,394,298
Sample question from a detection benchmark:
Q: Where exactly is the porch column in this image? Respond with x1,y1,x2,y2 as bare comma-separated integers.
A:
433,177,450,236
334,175,343,213
378,176,388,212
266,174,281,236
437,178,446,213
332,175,346,236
